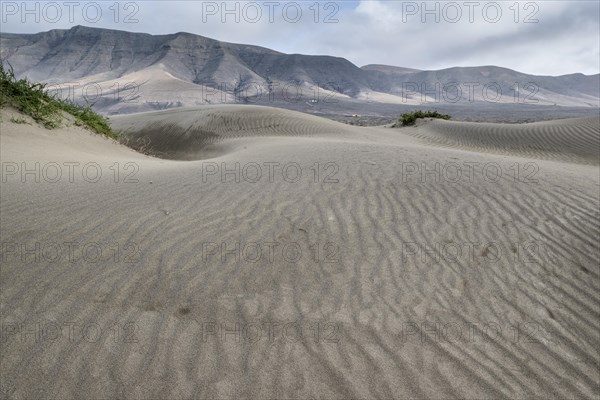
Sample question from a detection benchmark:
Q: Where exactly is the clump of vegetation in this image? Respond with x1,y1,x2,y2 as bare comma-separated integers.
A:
392,110,451,127
0,63,119,139
10,116,30,125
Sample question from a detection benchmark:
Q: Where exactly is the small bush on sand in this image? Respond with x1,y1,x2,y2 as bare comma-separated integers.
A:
392,110,451,127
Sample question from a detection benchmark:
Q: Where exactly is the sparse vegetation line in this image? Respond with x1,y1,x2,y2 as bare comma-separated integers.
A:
0,63,119,139
393,110,451,127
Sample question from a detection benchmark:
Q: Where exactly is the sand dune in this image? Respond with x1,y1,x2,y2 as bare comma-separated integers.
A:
406,116,600,164
1,106,598,399
111,105,358,159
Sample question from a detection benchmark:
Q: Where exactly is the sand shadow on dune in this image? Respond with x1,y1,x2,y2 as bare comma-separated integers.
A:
121,122,226,160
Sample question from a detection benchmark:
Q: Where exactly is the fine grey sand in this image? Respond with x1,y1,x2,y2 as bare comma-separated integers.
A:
1,105,599,399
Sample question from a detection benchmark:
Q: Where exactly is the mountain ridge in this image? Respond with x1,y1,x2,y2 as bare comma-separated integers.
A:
1,25,598,114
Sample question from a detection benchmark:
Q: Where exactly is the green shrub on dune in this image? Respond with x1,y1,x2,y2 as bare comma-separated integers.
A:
0,63,118,139
392,110,451,127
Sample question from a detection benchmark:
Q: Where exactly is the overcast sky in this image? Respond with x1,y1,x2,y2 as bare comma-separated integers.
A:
1,0,598,75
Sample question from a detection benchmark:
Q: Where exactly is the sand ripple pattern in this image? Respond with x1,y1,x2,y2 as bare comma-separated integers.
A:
1,111,599,399
111,105,354,160
406,116,600,164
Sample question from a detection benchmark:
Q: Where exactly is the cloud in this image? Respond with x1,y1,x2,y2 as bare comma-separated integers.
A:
0,0,598,75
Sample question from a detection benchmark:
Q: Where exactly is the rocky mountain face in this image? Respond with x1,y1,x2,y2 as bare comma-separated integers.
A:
1,25,598,115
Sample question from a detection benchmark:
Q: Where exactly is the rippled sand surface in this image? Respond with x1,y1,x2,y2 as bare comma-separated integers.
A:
1,106,598,399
